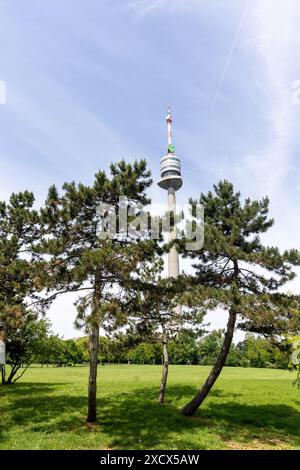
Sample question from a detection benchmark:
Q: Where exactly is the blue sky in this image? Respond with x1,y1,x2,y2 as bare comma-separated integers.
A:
1,0,300,339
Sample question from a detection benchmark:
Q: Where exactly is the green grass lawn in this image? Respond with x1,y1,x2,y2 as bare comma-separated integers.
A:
0,365,299,450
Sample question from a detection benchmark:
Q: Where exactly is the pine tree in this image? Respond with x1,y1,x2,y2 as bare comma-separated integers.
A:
40,159,158,422
126,257,204,403
0,191,43,384
179,180,300,416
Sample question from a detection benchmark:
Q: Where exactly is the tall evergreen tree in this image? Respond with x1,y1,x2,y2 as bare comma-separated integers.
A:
40,160,158,422
179,181,300,416
0,191,43,383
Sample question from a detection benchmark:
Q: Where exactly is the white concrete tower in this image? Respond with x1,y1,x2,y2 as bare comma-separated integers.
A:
158,108,183,279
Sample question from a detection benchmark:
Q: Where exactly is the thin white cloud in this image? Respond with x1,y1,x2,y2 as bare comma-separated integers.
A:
239,0,300,195
127,0,203,15
128,0,163,15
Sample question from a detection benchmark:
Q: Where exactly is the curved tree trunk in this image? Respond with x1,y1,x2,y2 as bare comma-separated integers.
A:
180,307,237,416
158,338,169,403
87,322,100,422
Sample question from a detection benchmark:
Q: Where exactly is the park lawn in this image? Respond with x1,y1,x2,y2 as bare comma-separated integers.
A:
0,365,299,450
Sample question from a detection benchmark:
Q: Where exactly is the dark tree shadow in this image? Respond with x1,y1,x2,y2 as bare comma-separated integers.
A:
1,383,299,449
201,401,300,446
0,382,68,396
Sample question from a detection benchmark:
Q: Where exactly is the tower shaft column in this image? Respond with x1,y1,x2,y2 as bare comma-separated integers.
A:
167,186,179,278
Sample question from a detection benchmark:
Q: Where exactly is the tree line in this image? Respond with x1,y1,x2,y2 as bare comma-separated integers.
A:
0,159,300,422
3,326,292,371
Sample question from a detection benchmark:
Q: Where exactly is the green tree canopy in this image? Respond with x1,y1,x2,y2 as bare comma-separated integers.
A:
2,312,50,384
0,191,42,329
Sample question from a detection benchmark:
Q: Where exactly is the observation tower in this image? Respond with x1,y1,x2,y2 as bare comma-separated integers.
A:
158,108,182,279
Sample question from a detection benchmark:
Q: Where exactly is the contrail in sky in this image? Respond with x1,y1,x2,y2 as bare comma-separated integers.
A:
211,0,251,113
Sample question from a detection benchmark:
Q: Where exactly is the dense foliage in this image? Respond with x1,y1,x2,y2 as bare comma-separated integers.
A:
1,313,49,384
30,329,292,370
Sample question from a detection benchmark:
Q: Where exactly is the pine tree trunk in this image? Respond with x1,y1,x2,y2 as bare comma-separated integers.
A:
158,338,169,403
0,326,6,385
87,322,100,422
1,365,5,385
180,307,237,416
87,270,101,423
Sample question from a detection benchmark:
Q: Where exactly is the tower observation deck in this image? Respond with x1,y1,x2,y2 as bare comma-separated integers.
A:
158,109,183,191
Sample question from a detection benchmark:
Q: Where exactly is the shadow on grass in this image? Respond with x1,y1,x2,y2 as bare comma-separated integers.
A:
202,401,300,448
0,382,68,396
1,382,300,449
